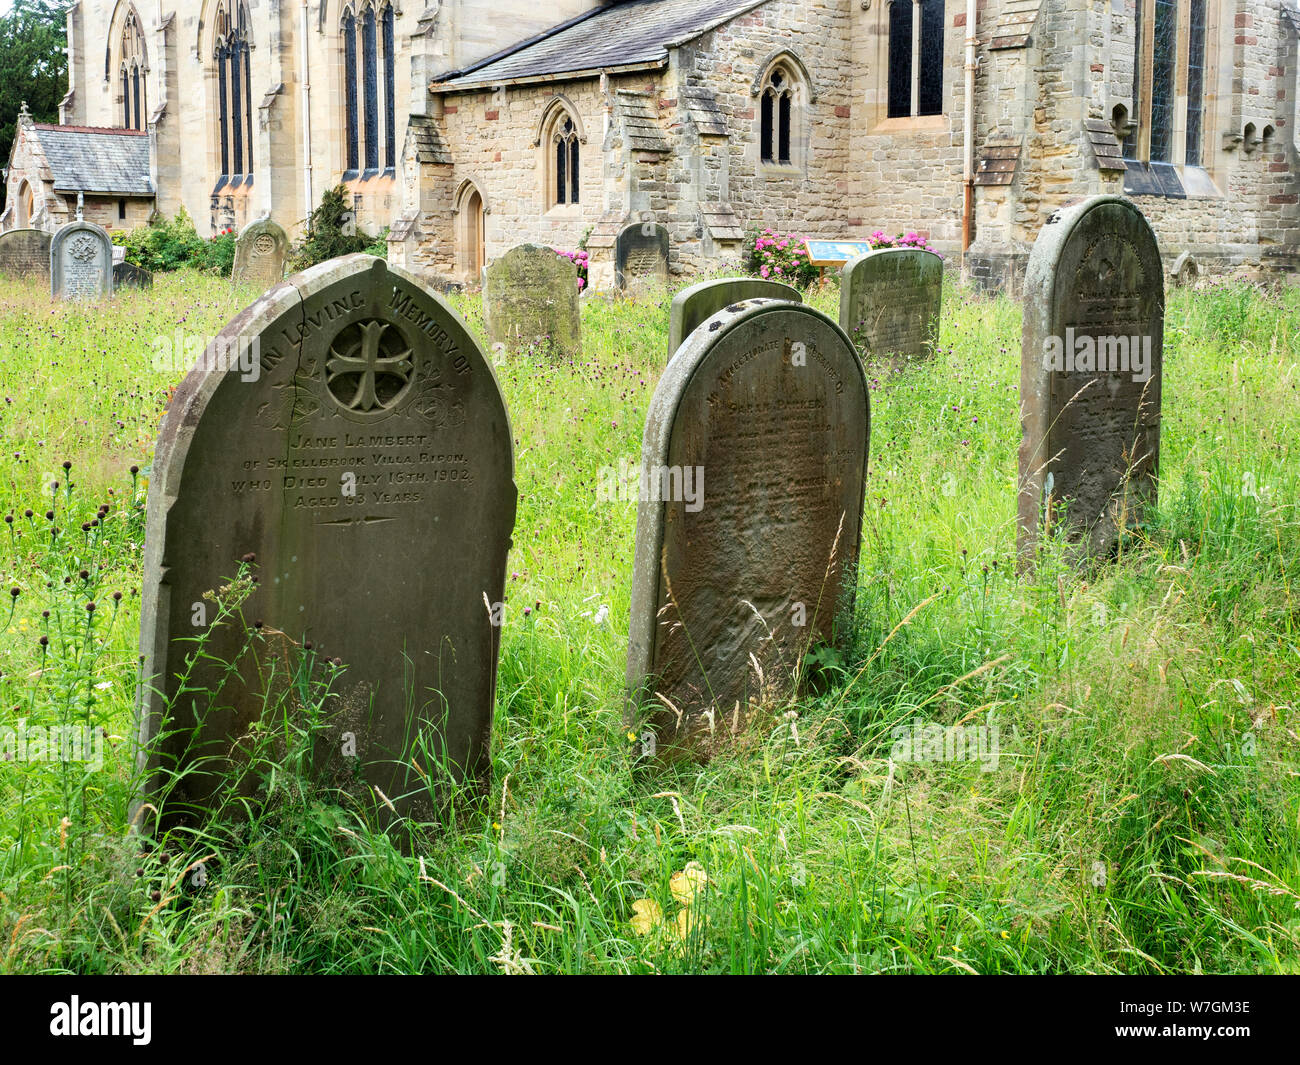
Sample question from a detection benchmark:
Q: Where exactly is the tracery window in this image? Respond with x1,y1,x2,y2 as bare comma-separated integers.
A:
760,69,792,164
756,56,809,168
214,1,253,179
1124,0,1209,166
551,114,580,207
341,3,397,177
887,0,944,119
120,9,147,131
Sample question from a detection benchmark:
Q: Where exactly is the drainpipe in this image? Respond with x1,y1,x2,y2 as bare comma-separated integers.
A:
300,1,314,220
961,0,977,279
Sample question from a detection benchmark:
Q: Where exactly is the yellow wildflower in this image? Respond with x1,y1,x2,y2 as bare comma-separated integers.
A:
630,898,663,936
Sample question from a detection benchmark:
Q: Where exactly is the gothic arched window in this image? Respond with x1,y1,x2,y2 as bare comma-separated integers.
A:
1124,0,1210,167
120,9,147,131
342,3,397,178
887,0,944,119
551,114,580,206
755,56,809,169
214,0,253,179
760,69,793,164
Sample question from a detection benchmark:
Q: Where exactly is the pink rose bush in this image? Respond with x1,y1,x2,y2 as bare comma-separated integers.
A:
553,247,589,291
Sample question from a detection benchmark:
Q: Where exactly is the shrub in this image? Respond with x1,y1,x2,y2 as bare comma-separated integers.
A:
292,185,374,270
203,228,237,276
553,247,589,291
866,229,941,257
745,227,818,288
363,227,390,258
114,208,205,272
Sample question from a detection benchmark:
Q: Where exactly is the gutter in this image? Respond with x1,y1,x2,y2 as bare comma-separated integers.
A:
960,0,978,278
431,59,669,97
300,1,313,214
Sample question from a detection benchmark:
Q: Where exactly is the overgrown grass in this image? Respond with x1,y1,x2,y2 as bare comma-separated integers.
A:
0,269,1296,974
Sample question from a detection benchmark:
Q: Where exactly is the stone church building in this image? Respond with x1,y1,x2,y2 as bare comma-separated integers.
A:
4,0,1300,288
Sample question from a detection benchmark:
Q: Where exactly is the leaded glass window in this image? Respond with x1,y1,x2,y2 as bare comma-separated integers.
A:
119,8,147,132
887,0,913,119
214,1,253,178
1185,0,1206,165
342,4,396,179
552,115,580,206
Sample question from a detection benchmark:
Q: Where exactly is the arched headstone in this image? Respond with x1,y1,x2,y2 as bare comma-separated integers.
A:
113,261,153,290
1171,251,1199,287
483,244,581,356
0,228,52,282
627,301,869,759
838,247,943,360
667,277,802,360
136,256,516,831
615,221,669,290
1018,195,1163,565
231,217,289,287
51,220,113,300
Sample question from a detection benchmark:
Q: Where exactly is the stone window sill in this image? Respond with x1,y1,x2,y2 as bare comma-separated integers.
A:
871,115,948,134
759,163,804,179
546,204,583,218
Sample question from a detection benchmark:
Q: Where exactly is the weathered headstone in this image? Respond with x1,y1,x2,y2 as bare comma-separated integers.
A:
231,216,289,287
50,220,113,300
113,261,153,290
1171,251,1199,287
667,277,801,360
112,245,127,266
1018,194,1163,565
0,228,52,281
615,221,669,290
626,301,869,759
136,255,517,831
482,244,581,356
838,247,943,360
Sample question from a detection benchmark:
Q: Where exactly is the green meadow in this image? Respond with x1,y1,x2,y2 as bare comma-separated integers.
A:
0,269,1296,974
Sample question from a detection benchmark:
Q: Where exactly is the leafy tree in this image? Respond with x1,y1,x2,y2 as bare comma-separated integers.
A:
292,185,373,270
0,0,71,211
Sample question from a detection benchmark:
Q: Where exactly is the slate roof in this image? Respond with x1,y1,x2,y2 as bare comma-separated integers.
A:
432,0,769,89
32,124,153,196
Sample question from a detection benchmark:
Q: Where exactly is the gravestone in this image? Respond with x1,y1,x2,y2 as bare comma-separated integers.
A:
50,220,113,300
112,245,126,265
483,244,581,356
113,261,153,290
667,277,801,360
1018,194,1163,566
0,228,52,281
626,301,869,759
838,247,943,360
1171,251,1199,287
136,255,517,832
615,221,669,290
231,216,289,287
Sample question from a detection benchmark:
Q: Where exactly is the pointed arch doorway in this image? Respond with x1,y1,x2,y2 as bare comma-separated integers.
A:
458,183,485,282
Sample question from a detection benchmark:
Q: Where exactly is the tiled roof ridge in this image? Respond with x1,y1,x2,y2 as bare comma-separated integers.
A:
34,124,149,137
